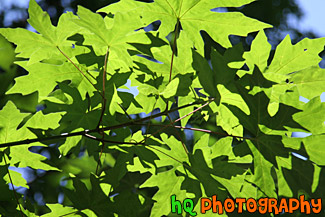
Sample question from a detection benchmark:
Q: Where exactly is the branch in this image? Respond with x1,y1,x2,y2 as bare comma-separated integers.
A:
84,133,144,145
0,99,211,148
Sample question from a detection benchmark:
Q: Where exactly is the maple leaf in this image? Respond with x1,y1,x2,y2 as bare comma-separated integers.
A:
98,0,271,52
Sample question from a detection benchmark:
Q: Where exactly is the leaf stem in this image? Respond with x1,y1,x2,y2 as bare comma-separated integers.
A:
165,19,180,112
96,47,109,175
168,19,180,83
4,154,24,217
56,46,104,98
84,133,144,145
59,210,80,217
96,47,109,129
162,20,189,154
117,102,132,120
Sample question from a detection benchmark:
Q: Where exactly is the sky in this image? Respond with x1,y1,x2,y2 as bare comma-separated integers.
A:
295,0,325,37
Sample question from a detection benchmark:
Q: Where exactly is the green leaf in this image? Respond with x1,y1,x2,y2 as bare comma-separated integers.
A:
242,33,325,116
42,204,79,217
241,30,271,75
0,165,23,216
141,170,187,217
73,6,149,70
132,31,195,78
247,140,276,197
0,0,83,65
109,85,124,115
44,83,101,131
178,91,196,127
293,97,325,135
221,67,318,197
0,35,15,71
1,0,325,214
192,49,219,98
0,101,58,171
160,77,179,98
300,135,325,166
0,101,29,145
4,168,29,189
266,36,325,76
153,134,189,169
63,174,114,216
7,60,95,102
276,155,316,197
290,66,325,100
192,135,253,199
25,111,61,130
98,0,271,50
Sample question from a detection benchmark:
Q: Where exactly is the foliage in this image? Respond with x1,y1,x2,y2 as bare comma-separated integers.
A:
0,0,324,216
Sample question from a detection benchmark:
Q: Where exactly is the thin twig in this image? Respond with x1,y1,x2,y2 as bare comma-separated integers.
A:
85,134,144,145
166,113,188,154
3,154,24,217
140,100,213,143
131,123,254,141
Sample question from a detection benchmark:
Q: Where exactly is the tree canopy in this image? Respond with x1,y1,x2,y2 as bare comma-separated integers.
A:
0,0,324,216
